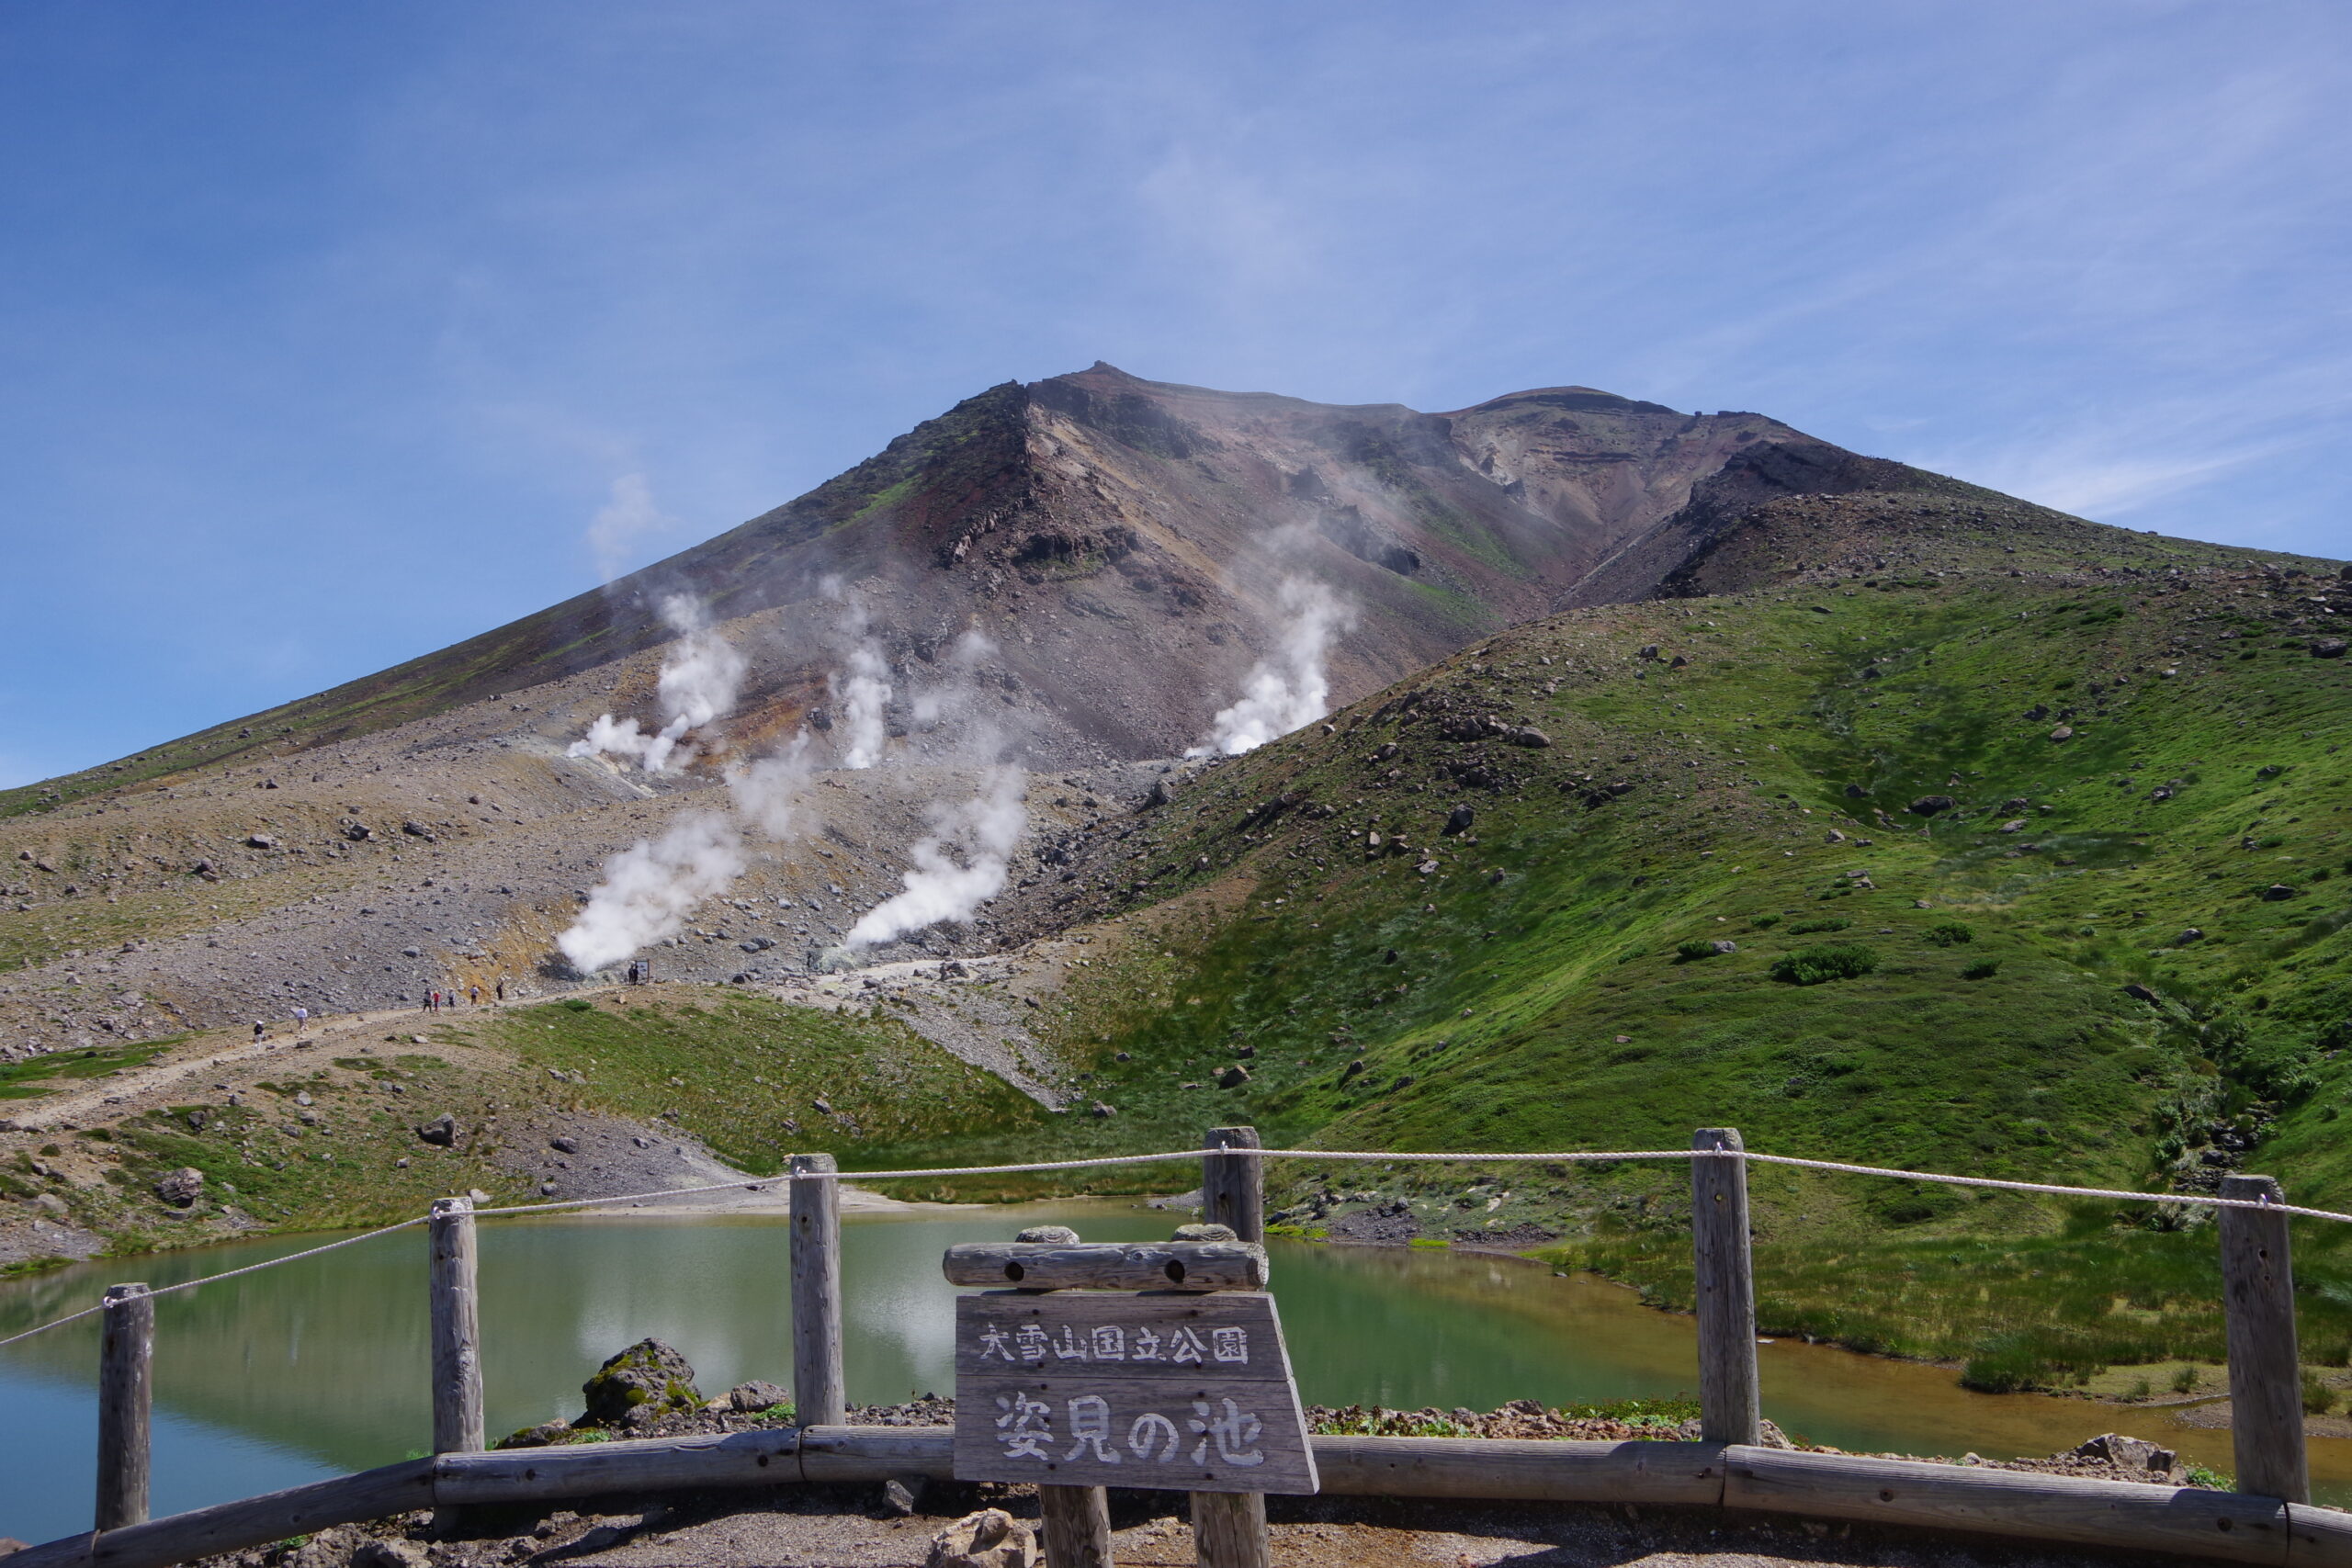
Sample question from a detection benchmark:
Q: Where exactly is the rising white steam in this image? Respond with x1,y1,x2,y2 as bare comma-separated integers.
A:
557,810,744,973
836,639,891,769
586,474,678,582
844,766,1026,949
570,594,746,773
727,728,814,840
1193,577,1352,756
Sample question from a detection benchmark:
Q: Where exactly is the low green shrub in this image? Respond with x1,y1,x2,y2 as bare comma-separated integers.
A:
1962,959,2001,980
1771,943,1879,985
1674,940,1722,961
1788,917,1852,935
1925,922,1976,946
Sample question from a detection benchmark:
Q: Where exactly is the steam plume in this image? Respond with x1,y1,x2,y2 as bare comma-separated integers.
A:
570,594,746,773
586,474,679,582
836,638,890,769
727,728,814,840
557,810,743,973
1193,577,1352,755
844,766,1026,949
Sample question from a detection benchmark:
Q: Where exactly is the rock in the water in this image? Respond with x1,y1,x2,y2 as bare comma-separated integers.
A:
153,1168,205,1207
1014,1224,1081,1245
1172,1223,1237,1242
416,1113,459,1146
728,1379,791,1412
581,1338,704,1429
927,1509,1037,1568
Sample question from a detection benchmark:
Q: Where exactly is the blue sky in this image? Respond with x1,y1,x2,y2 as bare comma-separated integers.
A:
3,2,2346,787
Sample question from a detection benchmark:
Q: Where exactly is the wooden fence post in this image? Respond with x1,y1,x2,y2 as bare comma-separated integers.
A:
1202,1126,1264,1244
96,1282,154,1531
790,1152,846,1427
428,1197,485,1457
428,1196,484,1536
1194,1127,1270,1568
1690,1127,1759,1445
2220,1173,2307,1503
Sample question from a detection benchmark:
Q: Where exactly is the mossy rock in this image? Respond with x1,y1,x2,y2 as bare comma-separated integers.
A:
579,1337,703,1428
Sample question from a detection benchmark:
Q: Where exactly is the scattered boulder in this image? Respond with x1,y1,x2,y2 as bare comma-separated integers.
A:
1637,645,1660,660
1907,795,1956,817
343,822,375,841
153,1168,205,1207
882,1477,922,1517
401,821,435,840
2176,928,2205,945
416,1113,459,1146
2312,637,2347,659
2261,884,2299,901
1173,1223,1238,1242
2074,1433,2179,1477
352,1541,431,1568
581,1338,703,1429
2124,983,2161,1004
1709,940,1738,955
244,833,277,850
549,1135,579,1154
1443,805,1475,836
1505,727,1550,748
1014,1224,1081,1244
2049,725,2075,742
728,1379,791,1412
927,1509,1037,1568
1216,1063,1252,1089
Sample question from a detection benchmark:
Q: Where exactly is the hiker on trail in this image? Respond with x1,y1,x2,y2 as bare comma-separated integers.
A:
469,984,481,1007
495,978,505,1001
429,989,441,1013
252,1021,265,1043
292,1006,309,1032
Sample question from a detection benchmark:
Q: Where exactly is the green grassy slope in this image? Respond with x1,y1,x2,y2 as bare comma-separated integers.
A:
957,556,2339,1199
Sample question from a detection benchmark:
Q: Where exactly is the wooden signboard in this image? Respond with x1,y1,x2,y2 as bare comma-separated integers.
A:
951,1292,1317,1495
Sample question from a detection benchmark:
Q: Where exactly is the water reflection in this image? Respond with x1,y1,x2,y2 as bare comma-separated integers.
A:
3,1202,2346,1546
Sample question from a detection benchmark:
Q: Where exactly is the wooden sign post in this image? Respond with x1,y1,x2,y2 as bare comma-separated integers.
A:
945,1235,1314,1568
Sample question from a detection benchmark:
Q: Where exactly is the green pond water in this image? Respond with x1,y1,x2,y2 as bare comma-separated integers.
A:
3,1199,2344,1542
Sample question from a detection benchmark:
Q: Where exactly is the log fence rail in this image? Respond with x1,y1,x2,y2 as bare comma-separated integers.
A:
4,1127,2338,1568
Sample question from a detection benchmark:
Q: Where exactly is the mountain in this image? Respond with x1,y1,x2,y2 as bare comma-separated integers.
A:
1,366,2346,1368
7,362,2174,812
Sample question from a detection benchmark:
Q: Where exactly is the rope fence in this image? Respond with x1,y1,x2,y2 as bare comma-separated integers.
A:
1,1139,2340,1352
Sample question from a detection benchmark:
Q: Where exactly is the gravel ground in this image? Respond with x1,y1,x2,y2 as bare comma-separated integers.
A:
134,1400,2218,1568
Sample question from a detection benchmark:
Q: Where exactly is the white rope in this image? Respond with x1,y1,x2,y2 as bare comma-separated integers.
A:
1737,1151,2352,1224
1,1141,2337,1349
0,1215,428,1348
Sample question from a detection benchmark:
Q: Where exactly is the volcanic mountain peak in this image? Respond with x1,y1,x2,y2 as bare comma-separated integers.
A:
7,367,2334,822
